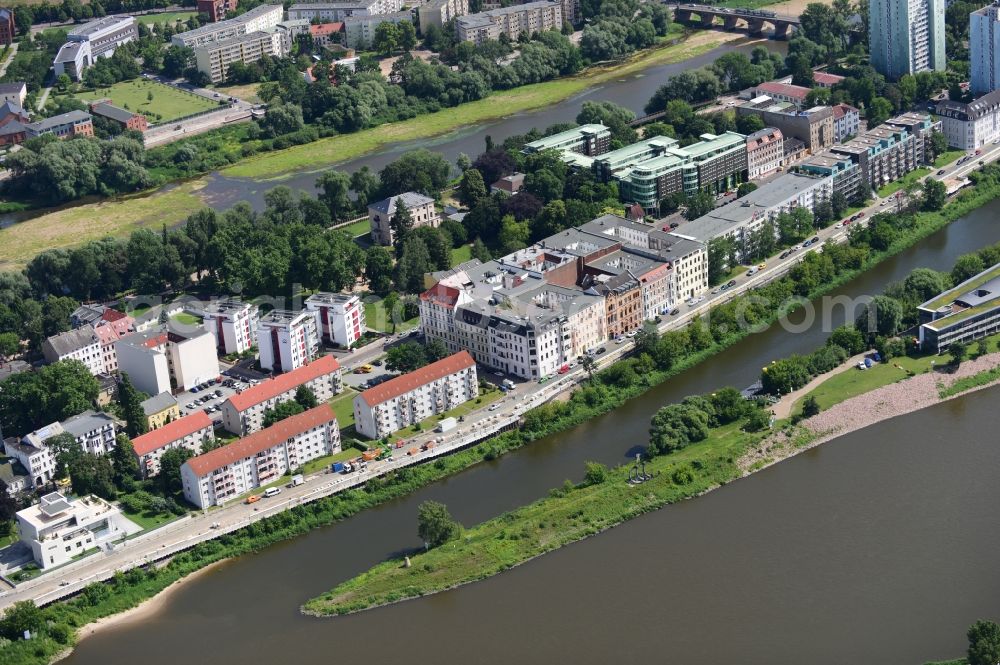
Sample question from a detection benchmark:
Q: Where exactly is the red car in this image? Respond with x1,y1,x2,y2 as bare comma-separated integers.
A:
856,212,865,218
558,364,570,374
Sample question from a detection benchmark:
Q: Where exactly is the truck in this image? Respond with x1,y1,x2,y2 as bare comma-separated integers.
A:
436,417,457,433
331,462,345,473
361,450,379,462
291,474,304,487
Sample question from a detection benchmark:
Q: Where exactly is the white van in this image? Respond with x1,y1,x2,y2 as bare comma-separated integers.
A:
263,487,281,498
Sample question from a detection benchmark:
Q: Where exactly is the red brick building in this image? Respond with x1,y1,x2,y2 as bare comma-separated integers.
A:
0,9,15,47
197,0,237,22
90,101,149,133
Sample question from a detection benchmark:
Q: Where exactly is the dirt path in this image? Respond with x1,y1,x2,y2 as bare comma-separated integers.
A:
771,352,868,419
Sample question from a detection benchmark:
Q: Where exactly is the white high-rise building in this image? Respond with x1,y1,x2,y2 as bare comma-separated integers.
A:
971,3,1000,95
305,293,366,348
869,0,945,80
257,309,321,373
202,300,260,355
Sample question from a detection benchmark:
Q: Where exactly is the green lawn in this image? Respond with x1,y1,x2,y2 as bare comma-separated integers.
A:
120,509,183,531
73,79,219,123
934,150,965,168
337,219,371,238
136,11,197,25
171,312,202,326
878,167,931,197
450,244,472,267
328,389,358,429
364,298,419,333
301,447,359,475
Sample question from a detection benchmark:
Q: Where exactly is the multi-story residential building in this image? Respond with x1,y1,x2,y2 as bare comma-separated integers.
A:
91,308,134,374
737,99,835,153
747,81,811,107
3,432,56,487
305,293,366,348
257,309,320,372
89,101,148,132
17,493,136,569
456,1,561,45
368,191,440,246
418,0,469,32
799,150,863,202
309,21,344,47
25,110,94,139
972,3,1000,95
202,299,259,355
141,392,181,430
116,328,220,396
194,30,285,83
42,327,103,376
832,103,861,142
353,351,477,439
606,133,749,213
182,404,340,508
937,90,1000,150
826,112,937,192
172,4,283,47
53,15,137,80
221,354,342,435
869,0,945,80
198,0,238,22
287,0,404,22
745,127,784,179
0,81,26,106
342,11,411,48
685,172,834,261
522,123,611,157
918,262,1000,353
0,8,14,46
60,410,120,456
131,411,215,477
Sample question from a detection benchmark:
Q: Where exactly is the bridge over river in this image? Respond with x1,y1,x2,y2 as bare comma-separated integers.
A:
669,2,801,38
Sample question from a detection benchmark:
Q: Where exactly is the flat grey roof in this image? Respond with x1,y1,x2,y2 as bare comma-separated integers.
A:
141,391,178,416
61,410,116,437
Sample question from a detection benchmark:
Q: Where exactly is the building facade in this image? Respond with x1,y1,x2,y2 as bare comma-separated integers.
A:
287,0,404,22
141,392,181,430
60,410,119,456
131,411,215,477
197,0,238,22
53,15,137,80
17,493,134,569
456,1,561,44
0,8,14,46
221,354,342,435
343,11,411,48
418,0,469,32
745,127,784,179
970,3,1000,95
181,405,340,508
305,292,366,348
42,327,104,376
89,101,148,132
172,4,283,47
194,30,285,83
257,309,321,373
25,110,94,139
522,123,611,157
367,191,440,246
936,90,1000,150
353,351,477,439
869,0,945,80
832,103,861,142
737,100,835,153
918,263,1000,352
202,299,259,355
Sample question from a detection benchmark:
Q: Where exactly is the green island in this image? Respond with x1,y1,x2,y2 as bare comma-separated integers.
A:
5,164,1000,665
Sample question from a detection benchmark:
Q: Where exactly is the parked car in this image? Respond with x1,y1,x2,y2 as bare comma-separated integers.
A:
596,347,607,354
669,308,680,315
937,169,946,176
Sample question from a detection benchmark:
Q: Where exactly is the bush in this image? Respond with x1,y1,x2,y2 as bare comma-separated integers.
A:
583,461,608,485
801,395,820,418
743,409,772,432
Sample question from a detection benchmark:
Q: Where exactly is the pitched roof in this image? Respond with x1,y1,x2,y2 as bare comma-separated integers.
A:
369,191,434,216
309,21,343,36
755,81,810,100
832,102,858,120
43,326,99,357
28,110,91,132
60,410,117,437
131,411,213,456
358,351,475,407
91,101,139,124
812,71,845,86
0,82,26,95
184,404,336,477
226,354,341,412
141,391,179,417
420,282,461,307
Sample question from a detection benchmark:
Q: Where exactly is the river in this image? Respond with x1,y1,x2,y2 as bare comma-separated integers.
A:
59,198,1000,664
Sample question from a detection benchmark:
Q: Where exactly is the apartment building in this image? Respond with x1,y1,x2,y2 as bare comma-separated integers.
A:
799,150,863,202
972,3,1000,95
181,405,340,508
0,8,14,46
42,327,103,376
309,21,344,47
202,299,260,355
141,392,181,430
17,493,135,569
221,354,342,435
418,0,469,32
737,99,834,153
287,0,404,21
368,192,440,246
116,328,220,395
60,410,120,456
685,172,834,262
353,351,477,439
936,90,1000,150
343,11,411,48
826,112,937,192
918,262,1000,353
257,309,320,372
53,15,137,80
832,103,861,142
305,292,366,347
131,411,215,477
522,123,611,157
747,81,811,107
89,101,148,132
3,434,55,487
25,110,94,139
194,30,285,83
198,0,238,22
869,0,945,80
745,127,784,179
91,308,134,374
456,1,562,45
0,81,26,106
172,4,283,47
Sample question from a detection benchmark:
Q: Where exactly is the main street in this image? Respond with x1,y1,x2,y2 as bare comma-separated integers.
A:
0,146,987,612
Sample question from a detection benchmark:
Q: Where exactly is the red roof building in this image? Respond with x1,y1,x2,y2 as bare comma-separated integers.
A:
131,411,215,477
752,81,811,106
309,21,343,47
812,71,845,88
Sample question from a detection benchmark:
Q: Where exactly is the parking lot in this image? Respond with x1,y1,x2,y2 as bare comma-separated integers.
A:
174,371,261,427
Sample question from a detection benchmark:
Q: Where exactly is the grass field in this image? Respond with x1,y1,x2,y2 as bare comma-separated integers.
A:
171,312,202,326
222,31,736,179
329,389,358,429
74,79,218,122
878,167,931,197
934,150,965,168
336,219,371,238
136,11,197,25
364,298,419,333
450,244,472,267
0,179,208,271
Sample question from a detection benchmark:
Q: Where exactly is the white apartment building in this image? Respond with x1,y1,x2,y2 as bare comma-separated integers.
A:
202,299,260,355
745,127,784,180
181,405,340,508
305,292,366,347
418,0,469,32
936,89,1000,151
60,410,119,456
16,493,138,569
353,351,477,439
287,0,404,21
869,0,945,80
343,11,412,48
53,15,137,81
257,309,321,372
456,1,562,44
221,354,342,435
171,4,284,47
195,30,285,83
367,191,440,246
116,328,220,395
3,426,59,487
131,411,215,478
41,327,103,376
832,103,861,142
971,3,1000,95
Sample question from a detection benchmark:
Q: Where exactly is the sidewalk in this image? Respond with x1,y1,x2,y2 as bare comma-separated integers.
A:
771,352,868,420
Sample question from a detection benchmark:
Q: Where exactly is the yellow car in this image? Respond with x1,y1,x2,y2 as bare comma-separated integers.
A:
757,263,766,270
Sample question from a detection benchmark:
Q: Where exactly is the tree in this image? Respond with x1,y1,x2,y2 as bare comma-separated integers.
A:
390,201,414,254
580,354,597,381
684,190,715,221
398,20,417,51
831,191,849,217
761,356,811,394
743,408,772,432
736,112,765,135
0,331,18,357
373,21,399,54
68,453,117,500
922,178,946,211
263,400,306,427
158,448,192,495
350,167,380,211
648,403,711,456
385,342,429,373
162,45,194,78
949,340,969,366
395,236,433,293
736,182,758,198
470,237,492,263
828,325,867,355
118,373,148,438
48,432,83,480
380,149,451,197
417,500,459,548
0,600,42,639
977,338,989,357
110,435,139,489
967,620,1000,665
801,395,821,417
316,170,353,221
855,295,903,342
583,461,608,485
365,245,394,296
0,360,100,437
459,168,488,208
295,385,318,408
952,253,985,285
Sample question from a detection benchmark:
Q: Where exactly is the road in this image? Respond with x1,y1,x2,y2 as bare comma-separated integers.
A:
0,146,986,612
140,74,257,148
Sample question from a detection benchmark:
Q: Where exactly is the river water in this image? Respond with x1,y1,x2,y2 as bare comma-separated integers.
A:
60,200,1000,664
